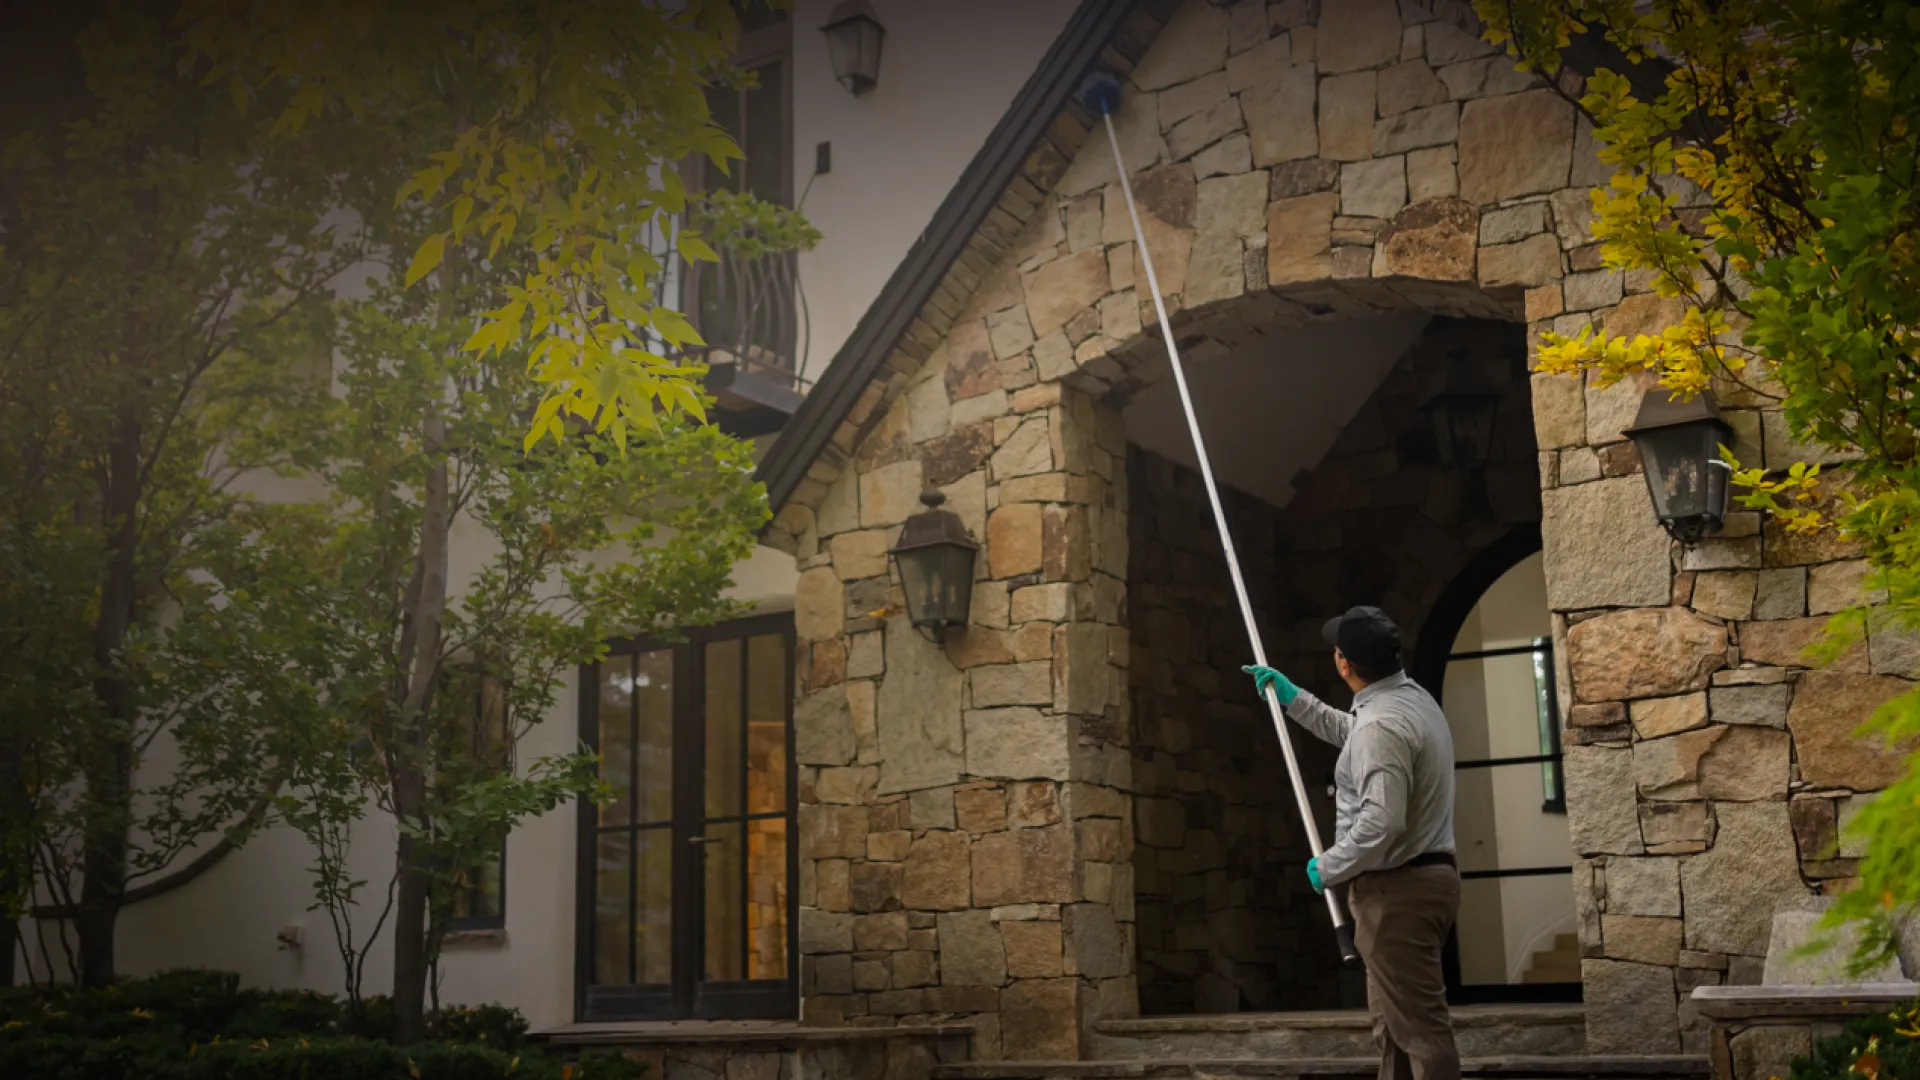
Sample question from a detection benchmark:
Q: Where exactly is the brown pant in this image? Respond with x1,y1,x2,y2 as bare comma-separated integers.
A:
1348,862,1461,1080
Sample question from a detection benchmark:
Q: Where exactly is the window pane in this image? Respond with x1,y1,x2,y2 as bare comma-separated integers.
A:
598,657,633,827
746,818,788,980
1457,874,1579,987
706,639,744,818
452,850,503,925
706,88,743,194
703,823,743,981
636,828,674,985
1452,760,1571,874
1445,653,1548,762
593,831,630,984
636,649,674,825
746,634,787,816
743,61,785,204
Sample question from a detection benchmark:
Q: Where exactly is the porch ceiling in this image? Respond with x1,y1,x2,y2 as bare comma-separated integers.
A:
1121,314,1430,508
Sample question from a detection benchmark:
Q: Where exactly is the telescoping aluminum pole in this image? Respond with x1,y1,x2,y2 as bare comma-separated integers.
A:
1080,71,1359,965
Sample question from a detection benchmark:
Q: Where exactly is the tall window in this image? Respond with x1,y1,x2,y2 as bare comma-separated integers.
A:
576,615,795,1021
449,674,508,932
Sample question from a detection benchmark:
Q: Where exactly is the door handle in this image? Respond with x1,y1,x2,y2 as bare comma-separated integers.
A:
687,835,721,845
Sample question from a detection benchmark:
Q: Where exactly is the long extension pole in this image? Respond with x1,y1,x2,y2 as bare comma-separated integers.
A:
1091,86,1359,965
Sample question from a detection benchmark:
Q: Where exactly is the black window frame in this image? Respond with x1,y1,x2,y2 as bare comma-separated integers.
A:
573,613,798,1023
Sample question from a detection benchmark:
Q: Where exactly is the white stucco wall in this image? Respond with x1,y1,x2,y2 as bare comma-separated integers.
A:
15,540,794,1028
789,0,1079,381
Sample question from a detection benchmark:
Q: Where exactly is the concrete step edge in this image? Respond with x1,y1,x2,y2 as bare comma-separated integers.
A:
933,1055,1710,1080
1092,1007,1586,1036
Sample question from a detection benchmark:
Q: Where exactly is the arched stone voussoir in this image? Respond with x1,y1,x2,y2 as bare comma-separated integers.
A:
1056,263,1525,405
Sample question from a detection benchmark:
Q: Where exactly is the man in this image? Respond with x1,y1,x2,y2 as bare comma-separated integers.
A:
1243,605,1459,1080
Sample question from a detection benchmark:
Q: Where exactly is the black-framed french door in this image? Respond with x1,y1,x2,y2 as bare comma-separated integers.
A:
1441,634,1579,1005
575,614,797,1022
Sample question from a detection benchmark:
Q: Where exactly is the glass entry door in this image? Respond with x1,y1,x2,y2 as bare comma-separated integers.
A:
577,615,796,1021
1433,553,1579,1004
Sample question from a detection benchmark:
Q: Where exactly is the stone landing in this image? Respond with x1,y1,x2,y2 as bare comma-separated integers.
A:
1089,1005,1587,1060
930,1007,1711,1080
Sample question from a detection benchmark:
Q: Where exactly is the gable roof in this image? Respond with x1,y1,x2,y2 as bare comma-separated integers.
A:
752,0,1178,518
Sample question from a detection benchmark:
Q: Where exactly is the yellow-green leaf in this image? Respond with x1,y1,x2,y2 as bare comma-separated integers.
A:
406,233,447,288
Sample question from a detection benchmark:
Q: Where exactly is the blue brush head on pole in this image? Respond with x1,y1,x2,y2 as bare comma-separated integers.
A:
1077,69,1124,117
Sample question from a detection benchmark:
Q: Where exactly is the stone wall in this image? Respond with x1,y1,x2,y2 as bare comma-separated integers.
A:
790,381,1136,1060
1535,239,1917,1052
763,0,1909,1060
1128,317,1540,1015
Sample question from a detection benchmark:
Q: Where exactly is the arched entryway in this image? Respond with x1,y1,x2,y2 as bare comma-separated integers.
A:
1417,527,1581,1004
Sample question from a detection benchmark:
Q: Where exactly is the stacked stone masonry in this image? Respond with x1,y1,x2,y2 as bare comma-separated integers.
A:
770,0,1914,1061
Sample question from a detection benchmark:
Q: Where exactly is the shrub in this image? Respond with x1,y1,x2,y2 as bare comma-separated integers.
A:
0,971,639,1080
1790,1004,1920,1080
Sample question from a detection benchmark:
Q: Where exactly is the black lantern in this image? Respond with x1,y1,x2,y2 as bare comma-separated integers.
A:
821,0,886,96
1623,387,1735,543
1419,357,1504,469
889,490,977,640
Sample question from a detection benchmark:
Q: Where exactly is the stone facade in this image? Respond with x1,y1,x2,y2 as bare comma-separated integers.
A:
764,0,1913,1061
1128,317,1538,1015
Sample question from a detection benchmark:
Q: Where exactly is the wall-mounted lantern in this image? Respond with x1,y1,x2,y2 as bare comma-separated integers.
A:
1623,387,1735,543
821,0,886,97
1420,357,1504,470
889,491,977,641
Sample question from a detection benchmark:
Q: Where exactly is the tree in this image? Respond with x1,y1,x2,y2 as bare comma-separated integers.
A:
1476,0,1920,962
261,224,767,1040
177,0,775,448
0,1,372,985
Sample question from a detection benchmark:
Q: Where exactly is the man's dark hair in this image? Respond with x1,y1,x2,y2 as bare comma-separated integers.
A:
1323,606,1403,685
1340,650,1403,685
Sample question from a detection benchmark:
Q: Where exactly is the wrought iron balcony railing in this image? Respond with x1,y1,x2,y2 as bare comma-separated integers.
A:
678,239,811,434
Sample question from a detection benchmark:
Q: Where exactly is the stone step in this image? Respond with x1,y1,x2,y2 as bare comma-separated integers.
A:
934,1057,1704,1080
933,1056,1708,1080
1089,1006,1587,1061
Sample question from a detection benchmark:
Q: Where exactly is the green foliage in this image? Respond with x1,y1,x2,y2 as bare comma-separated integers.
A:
1790,1003,1920,1080
246,151,768,1027
0,1,379,978
1479,0,1920,971
176,0,816,448
0,970,640,1080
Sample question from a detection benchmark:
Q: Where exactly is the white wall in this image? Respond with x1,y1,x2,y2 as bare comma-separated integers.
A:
789,0,1080,381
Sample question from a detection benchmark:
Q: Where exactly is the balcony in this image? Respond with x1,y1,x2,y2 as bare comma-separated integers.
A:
683,241,811,439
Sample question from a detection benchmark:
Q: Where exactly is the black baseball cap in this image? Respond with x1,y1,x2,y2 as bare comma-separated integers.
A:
1322,606,1402,672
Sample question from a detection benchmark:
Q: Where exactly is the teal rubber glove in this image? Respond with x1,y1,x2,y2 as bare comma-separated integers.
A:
1307,857,1325,894
1242,664,1300,706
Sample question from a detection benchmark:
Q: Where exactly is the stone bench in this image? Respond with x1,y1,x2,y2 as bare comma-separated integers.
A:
1689,900,1919,1080
1691,985,1917,1080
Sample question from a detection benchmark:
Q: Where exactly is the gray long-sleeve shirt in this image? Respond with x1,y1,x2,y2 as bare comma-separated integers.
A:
1285,671,1456,886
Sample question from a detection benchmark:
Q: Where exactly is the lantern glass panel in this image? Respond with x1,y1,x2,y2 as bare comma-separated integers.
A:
898,543,974,630
826,16,883,94
1635,423,1725,524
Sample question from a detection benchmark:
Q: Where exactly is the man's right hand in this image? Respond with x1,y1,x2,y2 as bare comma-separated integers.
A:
1242,664,1300,706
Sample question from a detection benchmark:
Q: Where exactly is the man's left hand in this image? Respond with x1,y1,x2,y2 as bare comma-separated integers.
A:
1306,857,1325,894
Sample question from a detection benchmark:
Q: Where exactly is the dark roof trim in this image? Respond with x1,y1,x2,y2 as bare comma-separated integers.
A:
754,0,1140,512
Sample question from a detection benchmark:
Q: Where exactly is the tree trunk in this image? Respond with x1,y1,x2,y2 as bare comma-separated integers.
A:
77,408,142,987
390,403,450,1045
